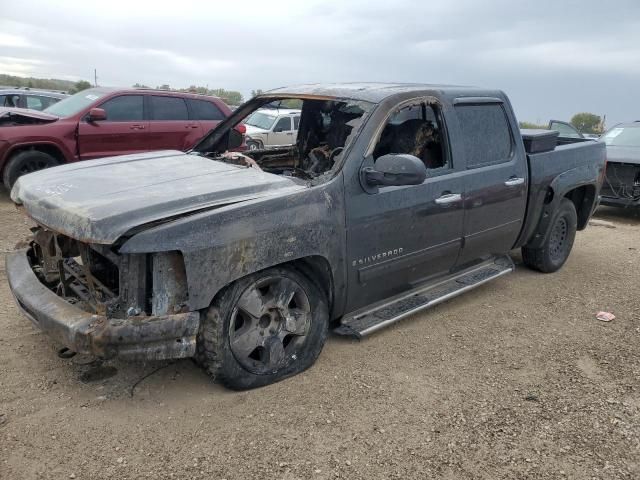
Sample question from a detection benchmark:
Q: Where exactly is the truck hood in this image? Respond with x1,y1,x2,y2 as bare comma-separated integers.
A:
605,145,640,165
11,150,304,244
0,107,59,125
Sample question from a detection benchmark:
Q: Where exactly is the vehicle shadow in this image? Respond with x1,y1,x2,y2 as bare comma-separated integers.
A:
593,206,640,226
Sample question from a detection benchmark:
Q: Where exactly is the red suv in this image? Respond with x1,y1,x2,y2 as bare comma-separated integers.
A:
0,87,235,189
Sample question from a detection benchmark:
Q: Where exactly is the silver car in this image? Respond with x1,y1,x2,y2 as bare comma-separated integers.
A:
244,108,301,150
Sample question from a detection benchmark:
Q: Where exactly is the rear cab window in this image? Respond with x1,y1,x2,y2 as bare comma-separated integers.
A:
454,103,513,168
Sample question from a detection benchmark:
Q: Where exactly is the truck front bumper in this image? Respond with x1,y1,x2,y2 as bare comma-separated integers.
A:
5,249,200,361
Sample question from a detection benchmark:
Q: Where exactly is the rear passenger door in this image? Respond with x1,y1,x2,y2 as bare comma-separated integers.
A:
188,98,227,136
454,99,527,265
147,95,203,151
77,94,149,159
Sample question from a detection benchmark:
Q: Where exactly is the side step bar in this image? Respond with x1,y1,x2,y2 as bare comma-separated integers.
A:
333,255,514,338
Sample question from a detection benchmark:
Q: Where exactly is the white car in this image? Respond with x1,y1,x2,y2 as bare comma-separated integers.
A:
244,108,301,150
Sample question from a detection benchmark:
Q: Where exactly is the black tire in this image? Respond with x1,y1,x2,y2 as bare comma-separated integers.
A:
246,139,263,151
522,198,577,273
195,266,329,390
3,150,59,190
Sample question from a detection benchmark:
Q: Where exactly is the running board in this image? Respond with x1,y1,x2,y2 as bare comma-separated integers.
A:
333,255,514,338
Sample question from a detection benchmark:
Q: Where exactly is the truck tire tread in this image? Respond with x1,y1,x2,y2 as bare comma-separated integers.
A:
195,266,328,390
522,198,577,273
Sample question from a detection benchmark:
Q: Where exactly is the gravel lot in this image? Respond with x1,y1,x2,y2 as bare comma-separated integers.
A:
1,189,639,480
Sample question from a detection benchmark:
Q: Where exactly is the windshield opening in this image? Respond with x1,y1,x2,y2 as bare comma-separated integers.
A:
43,88,109,117
196,96,374,185
602,125,640,147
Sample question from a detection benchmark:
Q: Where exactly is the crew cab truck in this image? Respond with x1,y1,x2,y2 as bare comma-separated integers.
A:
6,83,606,390
0,87,234,190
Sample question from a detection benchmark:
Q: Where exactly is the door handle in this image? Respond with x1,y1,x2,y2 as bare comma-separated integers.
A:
504,177,525,186
130,124,145,130
185,124,199,129
435,193,462,205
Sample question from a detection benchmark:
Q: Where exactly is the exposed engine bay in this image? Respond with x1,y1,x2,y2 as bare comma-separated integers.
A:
206,98,371,182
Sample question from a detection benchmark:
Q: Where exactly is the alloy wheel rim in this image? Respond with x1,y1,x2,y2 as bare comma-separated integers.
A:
229,276,311,374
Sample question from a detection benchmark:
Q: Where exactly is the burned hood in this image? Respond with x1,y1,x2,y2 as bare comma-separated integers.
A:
0,107,59,125
605,145,640,165
11,150,304,244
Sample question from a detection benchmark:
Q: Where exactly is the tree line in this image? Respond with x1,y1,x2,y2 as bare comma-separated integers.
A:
519,112,605,134
0,74,92,94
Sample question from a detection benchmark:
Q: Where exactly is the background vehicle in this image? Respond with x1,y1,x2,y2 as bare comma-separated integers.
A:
7,83,606,390
244,108,300,150
0,88,68,111
0,87,236,189
599,122,640,207
547,119,600,142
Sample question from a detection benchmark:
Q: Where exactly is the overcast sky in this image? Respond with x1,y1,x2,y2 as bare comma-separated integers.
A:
1,0,639,125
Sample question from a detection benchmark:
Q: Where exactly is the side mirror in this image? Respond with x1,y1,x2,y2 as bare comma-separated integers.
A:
273,127,284,133
88,108,107,122
363,154,427,187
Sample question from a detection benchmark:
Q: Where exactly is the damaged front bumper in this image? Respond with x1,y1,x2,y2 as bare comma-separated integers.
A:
5,248,200,361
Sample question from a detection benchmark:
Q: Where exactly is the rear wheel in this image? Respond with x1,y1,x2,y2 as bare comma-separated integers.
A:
3,150,59,190
522,198,577,273
196,266,328,390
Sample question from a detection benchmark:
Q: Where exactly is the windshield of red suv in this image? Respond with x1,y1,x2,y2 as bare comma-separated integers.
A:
43,88,109,118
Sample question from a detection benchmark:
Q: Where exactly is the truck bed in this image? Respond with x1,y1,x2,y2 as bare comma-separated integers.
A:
516,137,606,247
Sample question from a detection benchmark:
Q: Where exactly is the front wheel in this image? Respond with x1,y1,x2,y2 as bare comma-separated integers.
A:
196,266,328,390
522,198,577,273
3,150,59,190
246,140,263,151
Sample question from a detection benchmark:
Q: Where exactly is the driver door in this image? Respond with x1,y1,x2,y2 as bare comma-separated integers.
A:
344,100,465,312
78,94,149,159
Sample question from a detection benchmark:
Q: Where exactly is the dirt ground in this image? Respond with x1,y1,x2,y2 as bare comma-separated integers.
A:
0,189,638,480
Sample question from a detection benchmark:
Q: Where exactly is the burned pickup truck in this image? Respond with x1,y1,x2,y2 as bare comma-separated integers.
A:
6,83,606,389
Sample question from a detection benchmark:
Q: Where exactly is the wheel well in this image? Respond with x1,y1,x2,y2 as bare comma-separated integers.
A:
564,185,596,230
4,144,66,173
205,255,335,317
289,256,334,313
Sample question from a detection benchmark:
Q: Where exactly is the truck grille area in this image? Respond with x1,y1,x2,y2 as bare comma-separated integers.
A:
30,228,122,316
602,162,640,201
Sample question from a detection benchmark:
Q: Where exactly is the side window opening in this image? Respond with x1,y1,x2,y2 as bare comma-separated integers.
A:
373,103,448,170
293,116,300,130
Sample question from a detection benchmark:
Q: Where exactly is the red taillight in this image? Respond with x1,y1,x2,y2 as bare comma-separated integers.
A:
235,124,246,134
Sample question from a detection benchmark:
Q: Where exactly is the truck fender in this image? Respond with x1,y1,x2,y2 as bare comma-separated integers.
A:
525,166,597,249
